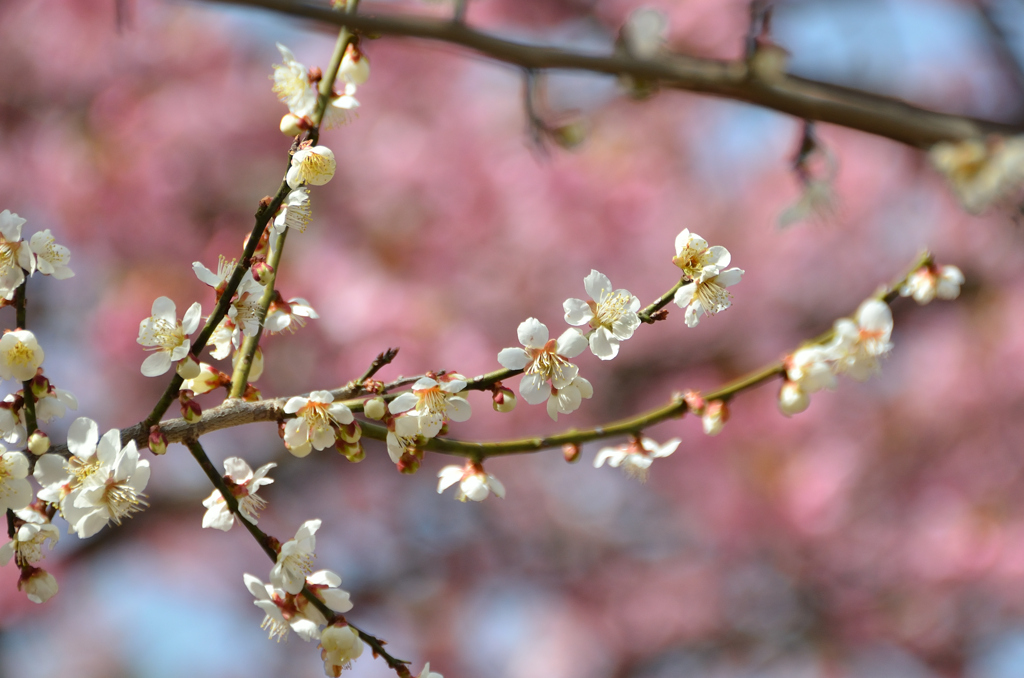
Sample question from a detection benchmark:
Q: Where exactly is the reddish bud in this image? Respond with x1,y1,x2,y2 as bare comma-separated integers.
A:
563,443,581,464
148,425,168,455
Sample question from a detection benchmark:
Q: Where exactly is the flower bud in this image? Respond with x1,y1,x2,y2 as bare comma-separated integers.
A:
320,623,364,675
777,380,809,417
27,430,49,456
492,386,516,413
176,354,201,380
251,258,275,285
242,383,262,402
702,400,729,436
339,441,364,462
29,373,50,398
397,452,420,475
338,420,361,444
683,390,705,414
339,44,370,85
280,113,307,137
363,397,387,420
148,425,168,456
563,443,581,464
750,42,790,83
180,390,202,423
18,566,58,604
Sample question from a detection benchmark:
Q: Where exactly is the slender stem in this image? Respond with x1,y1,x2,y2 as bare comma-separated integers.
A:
638,279,684,323
143,174,292,428
309,0,360,138
184,437,409,672
453,0,468,23
229,228,288,397
13,283,37,435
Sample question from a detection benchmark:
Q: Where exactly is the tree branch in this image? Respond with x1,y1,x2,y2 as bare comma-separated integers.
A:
204,0,1021,148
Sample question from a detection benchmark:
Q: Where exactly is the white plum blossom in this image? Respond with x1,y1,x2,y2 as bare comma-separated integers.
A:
272,186,312,235
283,391,354,457
672,229,731,282
209,317,238,360
228,272,266,338
245,574,319,641
437,463,505,502
321,624,364,676
0,448,31,513
271,519,321,595
0,210,36,298
0,330,44,382
702,400,728,436
563,270,641,360
786,345,837,394
622,8,668,58
386,414,421,463
305,569,355,617
778,380,811,416
266,294,318,333
546,376,593,421
322,85,360,129
272,43,317,117
287,146,336,189
1,520,59,567
930,136,1024,213
18,566,57,604
594,436,680,481
416,663,444,678
202,457,276,531
340,43,370,86
62,422,150,538
673,267,744,328
137,296,202,377
193,256,239,297
900,265,965,305
388,376,471,438
497,318,588,407
0,385,75,446
29,230,74,279
829,299,894,381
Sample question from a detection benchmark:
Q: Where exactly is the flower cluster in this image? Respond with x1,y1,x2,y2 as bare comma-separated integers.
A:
284,391,358,458
0,210,74,302
671,229,744,327
498,318,591,421
273,42,366,135
779,296,904,415
930,135,1024,213
386,375,471,462
202,457,276,531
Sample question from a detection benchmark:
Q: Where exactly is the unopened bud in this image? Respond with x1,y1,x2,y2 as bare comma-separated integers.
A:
552,120,587,150
339,441,365,462
18,566,58,604
649,308,669,322
179,390,202,423
148,425,168,455
683,390,705,414
338,420,362,444
280,112,312,137
702,400,729,436
397,452,420,474
750,42,790,83
340,43,370,85
778,380,809,417
251,258,274,285
27,430,49,456
492,386,516,413
29,373,50,398
176,355,201,380
563,443,581,464
242,384,262,402
364,397,387,420
308,65,322,83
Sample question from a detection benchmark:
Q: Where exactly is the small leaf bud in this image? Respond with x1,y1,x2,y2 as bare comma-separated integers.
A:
148,425,168,456
179,390,202,423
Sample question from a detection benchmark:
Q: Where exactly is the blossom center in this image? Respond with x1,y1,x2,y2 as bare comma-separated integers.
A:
5,343,35,367
103,479,148,525
150,319,186,351
593,290,632,328
527,343,574,383
693,280,731,315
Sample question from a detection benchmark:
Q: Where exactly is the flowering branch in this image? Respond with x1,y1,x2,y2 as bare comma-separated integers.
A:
12,283,37,436
184,437,410,674
207,0,1021,148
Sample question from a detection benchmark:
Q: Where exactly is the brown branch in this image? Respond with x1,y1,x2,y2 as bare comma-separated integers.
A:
203,0,1021,148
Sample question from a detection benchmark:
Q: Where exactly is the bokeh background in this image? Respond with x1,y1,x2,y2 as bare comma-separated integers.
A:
2,0,1024,676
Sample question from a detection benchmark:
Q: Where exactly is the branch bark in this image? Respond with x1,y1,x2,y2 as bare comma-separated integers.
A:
206,0,1021,148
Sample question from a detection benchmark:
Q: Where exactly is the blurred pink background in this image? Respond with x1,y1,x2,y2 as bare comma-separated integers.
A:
2,0,1024,676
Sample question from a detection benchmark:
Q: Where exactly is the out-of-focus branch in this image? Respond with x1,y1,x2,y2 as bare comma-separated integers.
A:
205,0,1021,148
974,0,1024,111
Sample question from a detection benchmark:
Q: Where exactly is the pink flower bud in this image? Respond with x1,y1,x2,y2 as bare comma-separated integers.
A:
563,443,581,464
27,430,49,455
148,425,168,455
